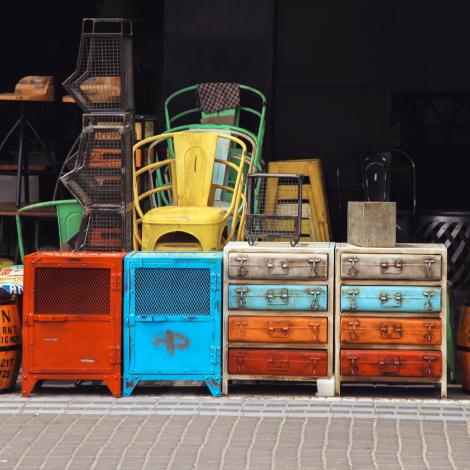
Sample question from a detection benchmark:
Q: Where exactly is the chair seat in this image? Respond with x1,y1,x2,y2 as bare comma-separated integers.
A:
143,205,226,225
0,93,54,102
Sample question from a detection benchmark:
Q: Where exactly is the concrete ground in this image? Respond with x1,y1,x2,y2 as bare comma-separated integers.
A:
1,382,470,470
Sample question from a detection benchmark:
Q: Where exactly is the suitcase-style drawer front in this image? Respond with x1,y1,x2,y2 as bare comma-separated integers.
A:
228,284,328,311
228,348,328,377
341,317,442,345
340,350,442,378
340,285,441,312
228,252,328,280
341,253,442,281
229,316,328,343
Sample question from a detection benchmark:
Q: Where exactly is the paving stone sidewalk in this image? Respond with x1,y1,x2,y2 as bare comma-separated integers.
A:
1,384,470,470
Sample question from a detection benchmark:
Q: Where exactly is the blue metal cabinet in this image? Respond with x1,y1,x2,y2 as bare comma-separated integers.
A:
341,285,441,313
123,252,222,397
228,284,328,311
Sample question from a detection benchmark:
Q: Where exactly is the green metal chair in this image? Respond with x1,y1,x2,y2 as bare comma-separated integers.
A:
16,200,83,262
164,84,266,172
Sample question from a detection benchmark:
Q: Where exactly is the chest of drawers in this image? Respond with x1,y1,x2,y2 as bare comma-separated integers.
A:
223,241,335,395
335,243,447,397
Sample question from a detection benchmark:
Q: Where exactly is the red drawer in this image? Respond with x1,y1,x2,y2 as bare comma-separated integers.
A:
341,349,442,378
228,348,327,377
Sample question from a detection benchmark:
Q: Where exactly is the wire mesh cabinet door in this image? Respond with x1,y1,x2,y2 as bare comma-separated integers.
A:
123,252,223,397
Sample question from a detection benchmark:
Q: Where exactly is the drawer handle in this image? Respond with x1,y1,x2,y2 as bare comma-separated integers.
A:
235,353,246,371
423,289,436,311
235,287,248,308
379,358,401,374
423,322,437,342
267,259,274,273
346,257,359,277
423,355,437,376
267,324,290,337
379,291,402,307
268,358,290,372
347,320,360,341
380,323,403,339
236,319,247,338
307,257,321,277
308,356,319,375
423,257,436,278
380,258,403,273
309,322,321,341
267,259,289,275
347,355,359,375
266,289,289,305
346,288,360,310
308,288,322,310
235,256,248,278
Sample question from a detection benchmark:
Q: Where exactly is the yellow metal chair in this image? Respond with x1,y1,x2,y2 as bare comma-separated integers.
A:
133,131,247,251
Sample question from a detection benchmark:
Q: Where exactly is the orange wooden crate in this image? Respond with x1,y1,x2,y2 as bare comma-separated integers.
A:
22,252,125,397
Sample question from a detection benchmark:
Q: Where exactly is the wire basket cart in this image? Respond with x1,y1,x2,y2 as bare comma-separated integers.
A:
245,173,302,246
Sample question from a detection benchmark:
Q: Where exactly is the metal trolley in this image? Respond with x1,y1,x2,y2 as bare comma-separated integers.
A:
123,252,223,397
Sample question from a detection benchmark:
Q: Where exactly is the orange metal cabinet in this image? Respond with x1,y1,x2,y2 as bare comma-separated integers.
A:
22,252,125,397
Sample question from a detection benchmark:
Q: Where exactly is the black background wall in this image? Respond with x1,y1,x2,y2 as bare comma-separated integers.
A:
1,0,470,239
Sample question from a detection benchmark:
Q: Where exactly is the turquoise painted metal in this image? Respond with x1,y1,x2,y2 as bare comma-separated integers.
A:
228,284,328,311
123,251,223,397
341,285,442,313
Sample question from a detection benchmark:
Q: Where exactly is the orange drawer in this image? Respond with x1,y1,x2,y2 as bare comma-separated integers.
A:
341,317,441,345
229,316,328,343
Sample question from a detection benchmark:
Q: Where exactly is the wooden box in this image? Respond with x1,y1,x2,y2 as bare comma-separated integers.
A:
348,201,396,247
335,243,447,397
223,242,335,394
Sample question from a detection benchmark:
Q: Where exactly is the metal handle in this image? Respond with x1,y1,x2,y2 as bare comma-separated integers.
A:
347,320,360,341
423,355,437,376
423,289,435,311
236,354,246,371
378,358,401,374
267,323,290,337
423,322,436,342
380,323,403,339
423,257,436,278
346,288,360,310
308,356,318,375
267,259,274,273
236,255,248,277
380,258,403,273
308,288,322,310
309,322,320,341
280,289,289,304
347,355,359,375
280,260,289,273
268,358,290,372
346,257,359,277
235,287,248,308
307,257,321,277
266,289,274,304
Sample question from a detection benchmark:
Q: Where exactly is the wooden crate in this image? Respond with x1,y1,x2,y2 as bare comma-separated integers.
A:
223,241,335,394
335,243,447,397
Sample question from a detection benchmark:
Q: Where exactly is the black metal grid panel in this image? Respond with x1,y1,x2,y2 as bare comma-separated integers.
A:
63,18,134,113
74,208,132,252
34,267,111,315
134,267,211,316
246,173,302,246
60,113,133,208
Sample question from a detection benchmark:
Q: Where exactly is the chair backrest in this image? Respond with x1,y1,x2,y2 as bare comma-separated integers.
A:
164,84,266,169
172,132,218,206
56,201,84,248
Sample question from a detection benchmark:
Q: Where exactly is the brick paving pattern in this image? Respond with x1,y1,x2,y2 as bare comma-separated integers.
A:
1,386,470,469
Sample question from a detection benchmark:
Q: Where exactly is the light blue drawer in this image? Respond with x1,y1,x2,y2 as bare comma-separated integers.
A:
341,285,441,312
228,284,328,311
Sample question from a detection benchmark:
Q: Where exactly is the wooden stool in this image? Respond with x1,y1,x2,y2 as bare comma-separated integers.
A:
0,76,56,206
